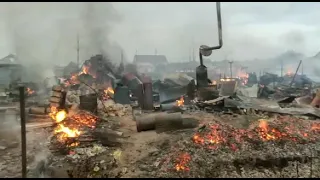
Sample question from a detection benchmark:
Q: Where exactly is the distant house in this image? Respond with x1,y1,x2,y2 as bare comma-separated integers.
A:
133,55,168,73
0,54,23,87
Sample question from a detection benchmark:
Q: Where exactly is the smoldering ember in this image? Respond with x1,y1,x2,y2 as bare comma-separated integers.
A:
1,3,320,178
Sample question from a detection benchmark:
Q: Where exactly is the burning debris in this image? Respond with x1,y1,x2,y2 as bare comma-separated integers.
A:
135,115,320,178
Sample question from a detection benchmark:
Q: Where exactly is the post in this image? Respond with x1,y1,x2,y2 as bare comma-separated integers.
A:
77,33,80,70
280,59,283,77
289,60,302,87
19,86,27,178
228,61,233,78
301,61,304,75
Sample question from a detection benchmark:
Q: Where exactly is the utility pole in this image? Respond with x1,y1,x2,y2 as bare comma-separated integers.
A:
76,33,80,70
121,50,123,62
192,47,195,61
280,59,283,77
228,61,233,78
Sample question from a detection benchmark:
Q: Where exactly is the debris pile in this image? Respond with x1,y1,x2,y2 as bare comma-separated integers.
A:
98,100,132,118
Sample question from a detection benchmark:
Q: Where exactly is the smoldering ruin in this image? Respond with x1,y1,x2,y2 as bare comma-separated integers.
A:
1,2,320,178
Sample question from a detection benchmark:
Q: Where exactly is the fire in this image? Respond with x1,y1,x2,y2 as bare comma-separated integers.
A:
26,88,35,95
81,65,90,75
70,112,98,129
220,78,232,82
49,106,82,144
49,106,67,123
193,125,226,146
211,80,217,85
311,123,320,131
102,87,115,100
236,71,249,85
55,124,81,140
55,110,67,123
257,120,278,141
286,67,293,76
170,116,320,172
79,63,96,78
176,96,184,107
174,153,191,172
104,87,114,95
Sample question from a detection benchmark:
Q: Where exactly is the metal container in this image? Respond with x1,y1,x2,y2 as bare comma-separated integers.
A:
135,113,158,132
79,93,98,114
159,86,187,103
196,65,208,88
114,86,131,105
142,76,153,110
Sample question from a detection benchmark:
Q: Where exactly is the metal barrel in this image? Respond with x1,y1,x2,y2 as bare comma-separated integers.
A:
79,93,98,114
142,76,153,110
135,113,158,132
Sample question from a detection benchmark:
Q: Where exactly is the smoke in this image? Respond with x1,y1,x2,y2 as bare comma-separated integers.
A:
1,2,124,81
80,2,125,64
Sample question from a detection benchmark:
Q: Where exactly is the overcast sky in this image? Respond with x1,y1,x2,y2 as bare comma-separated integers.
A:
0,2,319,66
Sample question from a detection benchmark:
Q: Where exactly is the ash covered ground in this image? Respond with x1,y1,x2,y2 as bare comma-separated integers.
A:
10,111,318,178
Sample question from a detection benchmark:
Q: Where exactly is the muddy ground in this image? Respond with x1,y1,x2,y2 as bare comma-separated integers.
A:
1,111,320,178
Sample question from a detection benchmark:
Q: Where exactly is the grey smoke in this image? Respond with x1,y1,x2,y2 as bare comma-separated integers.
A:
1,2,124,81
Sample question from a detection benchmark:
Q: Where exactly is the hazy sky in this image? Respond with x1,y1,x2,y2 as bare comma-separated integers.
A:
0,2,320,66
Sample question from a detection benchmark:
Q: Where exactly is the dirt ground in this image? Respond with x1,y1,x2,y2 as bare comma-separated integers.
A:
1,111,320,178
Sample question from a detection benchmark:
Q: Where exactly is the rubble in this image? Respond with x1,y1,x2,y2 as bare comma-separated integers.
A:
4,49,320,179
98,100,132,118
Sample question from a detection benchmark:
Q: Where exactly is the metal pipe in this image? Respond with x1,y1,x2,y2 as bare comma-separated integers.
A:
202,2,223,51
289,60,302,87
228,61,233,78
199,51,204,66
19,86,27,178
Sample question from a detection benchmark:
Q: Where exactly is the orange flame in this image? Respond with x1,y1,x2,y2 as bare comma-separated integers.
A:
286,67,293,76
79,64,96,78
104,87,114,95
176,96,184,107
54,124,81,143
258,120,277,141
175,153,191,172
26,88,35,95
236,71,249,85
49,106,82,145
